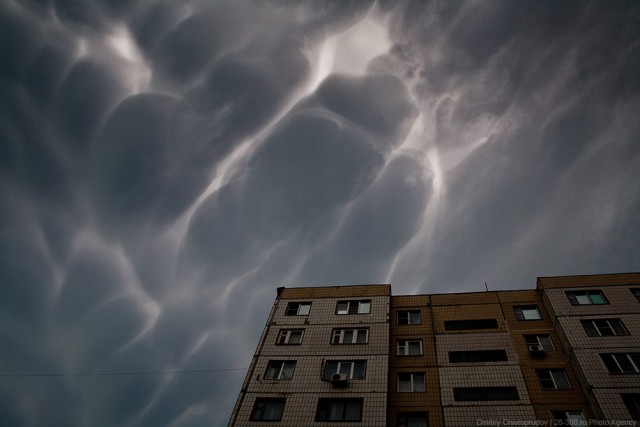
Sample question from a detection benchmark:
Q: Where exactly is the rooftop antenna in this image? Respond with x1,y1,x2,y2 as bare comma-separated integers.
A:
484,282,489,292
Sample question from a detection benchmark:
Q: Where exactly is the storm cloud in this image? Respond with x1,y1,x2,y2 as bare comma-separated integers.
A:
1,0,639,425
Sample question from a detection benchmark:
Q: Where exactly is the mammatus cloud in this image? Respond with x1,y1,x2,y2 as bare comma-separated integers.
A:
1,1,639,425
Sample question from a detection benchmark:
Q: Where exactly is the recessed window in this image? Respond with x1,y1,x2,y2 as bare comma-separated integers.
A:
276,329,304,345
315,398,363,422
449,350,508,363
514,305,542,320
630,288,640,303
444,319,498,330
264,361,296,380
581,318,629,337
552,411,586,426
537,369,570,389
251,398,285,421
454,387,519,401
285,302,311,316
397,373,426,392
566,290,608,305
523,334,554,352
398,412,428,427
323,360,366,380
397,310,421,325
336,300,371,314
397,340,423,356
601,353,640,373
331,328,368,344
622,394,640,421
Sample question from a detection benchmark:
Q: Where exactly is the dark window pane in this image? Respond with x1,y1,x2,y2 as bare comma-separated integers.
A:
454,387,519,401
449,350,508,363
622,394,640,420
410,311,421,324
398,311,409,324
352,361,365,379
315,399,362,422
251,398,285,421
445,319,498,330
601,354,621,373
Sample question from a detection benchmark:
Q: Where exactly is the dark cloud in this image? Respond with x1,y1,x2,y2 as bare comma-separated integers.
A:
1,0,639,426
90,93,215,234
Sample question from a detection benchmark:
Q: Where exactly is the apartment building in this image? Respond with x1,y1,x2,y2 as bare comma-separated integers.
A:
228,272,640,426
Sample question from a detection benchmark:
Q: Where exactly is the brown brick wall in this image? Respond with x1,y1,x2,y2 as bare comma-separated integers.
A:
537,272,640,289
278,284,391,299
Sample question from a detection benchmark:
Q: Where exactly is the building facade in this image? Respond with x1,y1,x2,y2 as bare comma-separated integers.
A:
228,273,640,426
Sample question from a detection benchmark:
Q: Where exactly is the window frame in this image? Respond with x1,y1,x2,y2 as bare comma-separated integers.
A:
397,339,423,356
250,397,286,421
276,329,304,345
513,305,543,321
315,398,363,422
537,369,571,390
336,300,371,315
581,318,629,337
453,386,520,401
397,310,422,325
600,353,640,374
566,290,609,305
331,328,369,345
397,412,429,427
397,372,426,392
285,302,311,316
630,288,640,303
264,360,296,380
323,360,366,380
523,334,555,352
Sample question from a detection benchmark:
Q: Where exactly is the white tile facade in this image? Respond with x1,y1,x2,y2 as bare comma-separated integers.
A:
230,292,389,426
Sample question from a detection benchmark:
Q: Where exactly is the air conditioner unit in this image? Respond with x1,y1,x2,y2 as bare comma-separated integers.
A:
528,344,544,353
331,374,349,388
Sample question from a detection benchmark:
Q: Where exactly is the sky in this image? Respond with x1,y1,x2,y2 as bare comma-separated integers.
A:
1,0,639,425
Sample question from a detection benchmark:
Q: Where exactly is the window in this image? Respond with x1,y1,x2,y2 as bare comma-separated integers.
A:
449,350,508,363
285,302,311,316
398,412,428,427
397,340,423,356
581,318,629,337
324,361,366,380
524,334,555,351
537,369,570,389
454,387,519,401
397,310,421,325
276,329,304,345
444,319,498,330
566,290,608,305
336,300,371,314
622,394,640,421
264,361,296,380
552,411,586,426
514,305,542,320
315,398,363,422
397,373,426,392
331,328,368,344
251,398,285,421
601,353,640,373
631,288,640,303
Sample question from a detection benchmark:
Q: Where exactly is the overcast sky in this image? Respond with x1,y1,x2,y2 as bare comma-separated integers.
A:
1,0,639,425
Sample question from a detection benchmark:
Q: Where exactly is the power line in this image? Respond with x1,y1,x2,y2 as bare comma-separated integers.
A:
0,367,248,378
